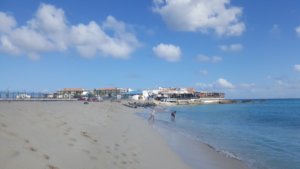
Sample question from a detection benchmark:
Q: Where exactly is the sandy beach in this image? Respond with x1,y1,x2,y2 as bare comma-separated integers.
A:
0,101,248,169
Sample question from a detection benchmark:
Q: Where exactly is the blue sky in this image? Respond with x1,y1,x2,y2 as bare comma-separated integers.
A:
1,0,300,98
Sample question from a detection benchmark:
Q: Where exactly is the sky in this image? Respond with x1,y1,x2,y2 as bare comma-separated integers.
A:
1,0,300,99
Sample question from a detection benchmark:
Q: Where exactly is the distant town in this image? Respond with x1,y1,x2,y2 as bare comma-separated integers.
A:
0,87,231,105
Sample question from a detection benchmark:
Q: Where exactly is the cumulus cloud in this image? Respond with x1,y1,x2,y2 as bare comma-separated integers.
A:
216,78,235,89
219,43,243,52
152,0,245,36
294,64,300,71
153,43,181,62
197,55,222,63
70,16,139,59
0,12,16,33
0,3,140,59
196,78,235,90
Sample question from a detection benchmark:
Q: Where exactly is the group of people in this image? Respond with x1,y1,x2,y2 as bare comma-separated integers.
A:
148,108,176,125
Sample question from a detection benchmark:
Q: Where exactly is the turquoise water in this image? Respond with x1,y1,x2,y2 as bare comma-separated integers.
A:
140,99,300,169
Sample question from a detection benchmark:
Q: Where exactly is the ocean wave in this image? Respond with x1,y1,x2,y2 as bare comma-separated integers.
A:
216,148,242,160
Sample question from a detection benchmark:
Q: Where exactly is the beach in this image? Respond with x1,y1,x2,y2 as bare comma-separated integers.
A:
0,101,248,169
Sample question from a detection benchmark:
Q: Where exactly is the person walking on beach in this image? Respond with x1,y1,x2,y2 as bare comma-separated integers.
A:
148,108,155,125
171,110,176,122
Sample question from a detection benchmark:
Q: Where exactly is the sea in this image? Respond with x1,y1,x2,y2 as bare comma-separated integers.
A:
138,99,300,169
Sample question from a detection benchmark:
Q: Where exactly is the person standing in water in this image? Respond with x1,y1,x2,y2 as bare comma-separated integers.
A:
148,107,155,125
171,110,176,122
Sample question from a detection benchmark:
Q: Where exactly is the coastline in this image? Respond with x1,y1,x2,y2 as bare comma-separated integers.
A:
138,106,251,169
0,101,248,169
151,121,250,169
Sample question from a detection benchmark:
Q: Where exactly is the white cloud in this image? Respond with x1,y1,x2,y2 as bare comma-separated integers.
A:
0,36,20,55
197,55,222,63
30,3,67,33
296,26,300,37
153,43,181,62
294,64,300,71
260,76,300,98
196,78,234,90
219,43,243,52
152,0,245,36
71,17,139,59
216,78,235,89
0,12,16,33
0,3,140,59
196,77,300,98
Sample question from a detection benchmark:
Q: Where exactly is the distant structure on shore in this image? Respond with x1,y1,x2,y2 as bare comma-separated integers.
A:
0,87,226,104
146,87,225,105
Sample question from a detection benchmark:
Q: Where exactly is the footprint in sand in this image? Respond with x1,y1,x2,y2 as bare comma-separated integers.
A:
121,152,127,157
1,123,7,127
81,131,98,143
68,143,74,147
0,128,16,137
69,137,77,142
29,147,37,152
89,155,98,160
65,127,72,132
10,151,20,158
64,128,72,136
114,143,121,150
44,154,50,160
54,115,64,120
56,122,67,128
48,165,59,169
112,161,118,166
82,149,90,154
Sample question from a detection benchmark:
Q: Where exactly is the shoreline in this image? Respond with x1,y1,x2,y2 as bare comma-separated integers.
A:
137,108,251,169
151,121,251,169
0,101,249,169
